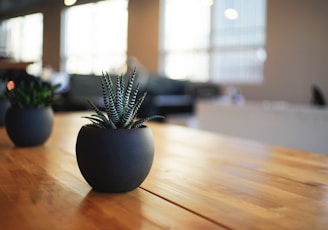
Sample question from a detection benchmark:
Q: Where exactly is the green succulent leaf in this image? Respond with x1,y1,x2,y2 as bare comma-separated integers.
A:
123,69,136,111
131,115,165,129
86,99,117,129
116,74,124,119
121,84,140,127
83,116,107,128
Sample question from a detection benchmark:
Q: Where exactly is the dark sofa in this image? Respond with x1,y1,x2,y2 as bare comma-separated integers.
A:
53,71,221,119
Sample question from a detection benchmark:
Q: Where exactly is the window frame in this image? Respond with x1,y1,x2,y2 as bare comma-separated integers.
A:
159,0,267,84
60,0,129,75
0,13,44,76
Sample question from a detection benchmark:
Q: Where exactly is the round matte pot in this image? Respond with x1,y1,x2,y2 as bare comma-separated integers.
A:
5,106,54,147
0,99,10,126
76,125,154,193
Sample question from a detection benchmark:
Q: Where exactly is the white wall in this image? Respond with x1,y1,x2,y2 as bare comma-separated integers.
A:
235,0,328,105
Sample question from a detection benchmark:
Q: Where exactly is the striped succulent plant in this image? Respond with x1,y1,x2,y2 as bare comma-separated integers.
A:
84,69,163,129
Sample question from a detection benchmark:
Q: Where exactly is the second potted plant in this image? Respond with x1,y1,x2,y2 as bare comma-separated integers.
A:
5,74,59,146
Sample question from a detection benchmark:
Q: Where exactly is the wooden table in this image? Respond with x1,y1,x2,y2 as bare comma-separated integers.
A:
1,112,328,229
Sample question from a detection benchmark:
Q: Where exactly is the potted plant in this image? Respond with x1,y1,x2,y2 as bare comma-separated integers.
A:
5,75,59,146
76,69,163,193
0,76,10,126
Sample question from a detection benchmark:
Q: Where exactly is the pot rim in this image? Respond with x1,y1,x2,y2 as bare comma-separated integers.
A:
7,106,53,111
82,124,148,130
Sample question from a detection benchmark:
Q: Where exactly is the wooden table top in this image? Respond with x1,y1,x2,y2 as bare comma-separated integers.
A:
1,112,328,230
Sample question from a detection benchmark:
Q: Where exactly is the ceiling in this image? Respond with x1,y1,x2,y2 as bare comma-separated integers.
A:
0,0,92,17
0,0,51,17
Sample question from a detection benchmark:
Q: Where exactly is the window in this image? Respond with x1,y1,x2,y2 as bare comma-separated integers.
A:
61,0,128,75
159,0,267,83
0,13,43,76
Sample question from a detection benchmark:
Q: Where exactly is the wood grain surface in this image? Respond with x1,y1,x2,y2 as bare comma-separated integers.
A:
1,112,328,230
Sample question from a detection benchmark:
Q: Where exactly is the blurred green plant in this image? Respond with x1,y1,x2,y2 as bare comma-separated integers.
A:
5,78,60,109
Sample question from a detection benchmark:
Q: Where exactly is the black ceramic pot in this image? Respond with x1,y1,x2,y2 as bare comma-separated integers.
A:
0,99,10,126
76,125,154,193
5,106,54,147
